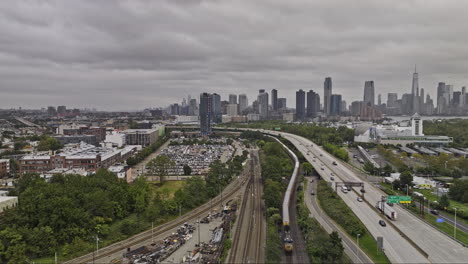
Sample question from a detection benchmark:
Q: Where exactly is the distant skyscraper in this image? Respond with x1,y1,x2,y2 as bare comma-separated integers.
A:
238,94,248,114
446,85,454,104
462,87,466,106
330,94,342,116
47,106,57,116
437,82,446,107
296,89,306,121
271,89,278,111
188,98,198,116
377,94,382,106
324,77,332,115
57,106,67,114
227,104,238,116
170,104,180,115
341,100,347,112
211,93,222,123
411,66,419,114
278,98,287,110
453,92,461,105
363,81,375,106
387,93,398,107
306,90,319,118
350,101,363,116
199,93,212,136
229,94,237,104
258,89,269,119
420,88,425,107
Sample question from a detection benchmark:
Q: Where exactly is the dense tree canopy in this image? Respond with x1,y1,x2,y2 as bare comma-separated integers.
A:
37,137,62,151
0,169,148,262
449,179,468,203
424,119,468,148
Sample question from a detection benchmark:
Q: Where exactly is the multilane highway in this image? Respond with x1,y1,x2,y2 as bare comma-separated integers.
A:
268,130,468,263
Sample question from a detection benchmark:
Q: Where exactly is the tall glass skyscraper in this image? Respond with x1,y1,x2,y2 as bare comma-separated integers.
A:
199,93,212,136
296,89,306,121
324,77,332,115
363,81,375,106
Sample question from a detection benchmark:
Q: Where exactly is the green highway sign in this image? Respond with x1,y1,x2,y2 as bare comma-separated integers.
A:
387,196,412,204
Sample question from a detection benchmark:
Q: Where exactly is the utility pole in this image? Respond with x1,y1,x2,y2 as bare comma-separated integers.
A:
152,222,154,244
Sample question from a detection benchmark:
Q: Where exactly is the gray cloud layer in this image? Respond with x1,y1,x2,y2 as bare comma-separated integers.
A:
1,0,467,110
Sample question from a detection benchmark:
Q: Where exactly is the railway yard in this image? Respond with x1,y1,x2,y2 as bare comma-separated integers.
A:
64,150,253,264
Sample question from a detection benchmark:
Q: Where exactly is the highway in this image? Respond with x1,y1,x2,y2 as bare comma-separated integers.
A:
227,150,265,264
304,176,374,264
272,131,468,263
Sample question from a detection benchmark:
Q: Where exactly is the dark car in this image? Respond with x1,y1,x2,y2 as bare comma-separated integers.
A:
330,177,335,181
386,202,394,207
430,210,439,215
379,220,386,227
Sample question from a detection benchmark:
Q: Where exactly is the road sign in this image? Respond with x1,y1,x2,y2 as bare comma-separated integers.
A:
436,218,445,223
387,196,412,204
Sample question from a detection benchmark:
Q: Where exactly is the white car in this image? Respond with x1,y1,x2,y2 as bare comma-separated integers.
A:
357,197,363,202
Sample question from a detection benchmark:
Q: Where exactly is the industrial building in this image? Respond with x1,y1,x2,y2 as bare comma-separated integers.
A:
122,129,159,147
354,113,453,146
19,143,137,175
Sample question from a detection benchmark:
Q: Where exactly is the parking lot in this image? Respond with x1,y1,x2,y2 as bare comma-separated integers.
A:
158,139,235,175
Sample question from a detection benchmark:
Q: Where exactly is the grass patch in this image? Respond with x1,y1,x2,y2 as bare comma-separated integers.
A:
317,180,390,264
149,180,186,199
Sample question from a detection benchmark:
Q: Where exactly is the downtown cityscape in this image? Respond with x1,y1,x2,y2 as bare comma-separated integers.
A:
1,1,468,264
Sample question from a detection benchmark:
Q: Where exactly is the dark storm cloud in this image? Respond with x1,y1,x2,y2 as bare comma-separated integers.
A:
1,0,468,110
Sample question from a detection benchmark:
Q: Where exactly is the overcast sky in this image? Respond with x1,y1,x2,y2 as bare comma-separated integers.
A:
1,0,467,111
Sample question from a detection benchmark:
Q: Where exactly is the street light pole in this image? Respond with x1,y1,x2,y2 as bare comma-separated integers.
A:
356,234,361,256
454,208,457,239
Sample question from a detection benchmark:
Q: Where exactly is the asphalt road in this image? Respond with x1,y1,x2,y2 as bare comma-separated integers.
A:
304,176,374,264
279,132,468,264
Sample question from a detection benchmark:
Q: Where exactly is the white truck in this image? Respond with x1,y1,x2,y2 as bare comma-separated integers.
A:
376,201,397,220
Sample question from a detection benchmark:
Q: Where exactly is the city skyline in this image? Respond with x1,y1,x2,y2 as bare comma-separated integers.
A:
1,1,468,110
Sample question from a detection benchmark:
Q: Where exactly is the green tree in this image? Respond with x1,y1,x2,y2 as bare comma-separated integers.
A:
449,179,468,203
440,194,450,209
37,137,62,151
183,164,192,176
383,164,393,176
263,179,283,209
302,162,314,176
147,155,175,182
363,161,375,174
399,170,413,187
325,231,344,263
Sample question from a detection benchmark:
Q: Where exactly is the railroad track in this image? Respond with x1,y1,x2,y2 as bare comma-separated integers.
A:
228,150,265,264
284,182,310,264
65,158,252,264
